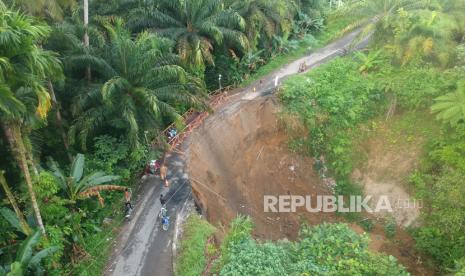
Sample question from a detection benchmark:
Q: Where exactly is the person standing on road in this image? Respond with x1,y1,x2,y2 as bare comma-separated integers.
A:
160,163,169,187
160,194,166,206
124,188,133,209
159,193,167,218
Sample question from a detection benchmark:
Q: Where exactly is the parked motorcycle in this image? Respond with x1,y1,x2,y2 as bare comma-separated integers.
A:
145,159,161,176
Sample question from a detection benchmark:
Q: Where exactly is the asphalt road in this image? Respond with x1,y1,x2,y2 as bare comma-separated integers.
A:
105,148,191,276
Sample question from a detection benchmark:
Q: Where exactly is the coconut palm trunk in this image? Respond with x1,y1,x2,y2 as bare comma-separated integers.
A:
2,122,46,234
0,171,32,235
22,130,39,176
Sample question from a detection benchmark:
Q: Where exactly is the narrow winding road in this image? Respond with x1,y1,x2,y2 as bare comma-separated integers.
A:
105,27,370,276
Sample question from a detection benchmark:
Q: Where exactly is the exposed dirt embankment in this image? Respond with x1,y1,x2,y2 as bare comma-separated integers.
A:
185,97,435,275
187,97,338,240
352,118,426,227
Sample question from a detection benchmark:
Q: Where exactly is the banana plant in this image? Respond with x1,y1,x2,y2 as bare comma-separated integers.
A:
1,230,57,276
354,49,385,73
48,153,121,204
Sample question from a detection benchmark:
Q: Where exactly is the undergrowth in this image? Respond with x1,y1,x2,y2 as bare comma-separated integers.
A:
175,214,216,276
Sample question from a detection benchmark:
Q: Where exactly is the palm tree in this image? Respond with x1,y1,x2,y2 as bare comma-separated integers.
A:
338,0,427,40
48,20,109,78
48,153,121,204
431,82,465,126
224,0,287,50
69,21,206,149
47,20,112,160
0,6,62,234
396,9,461,67
354,49,384,73
129,0,248,70
2,0,76,21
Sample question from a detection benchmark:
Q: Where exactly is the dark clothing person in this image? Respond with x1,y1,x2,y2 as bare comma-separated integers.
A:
160,194,166,206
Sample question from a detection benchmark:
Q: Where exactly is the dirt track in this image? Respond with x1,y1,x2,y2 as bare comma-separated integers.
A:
106,27,372,276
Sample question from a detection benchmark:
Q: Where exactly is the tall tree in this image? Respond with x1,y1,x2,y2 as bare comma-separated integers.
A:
2,0,76,162
0,171,32,235
2,0,76,21
70,20,206,149
224,0,286,50
83,0,91,80
339,0,427,40
0,6,63,234
129,0,248,71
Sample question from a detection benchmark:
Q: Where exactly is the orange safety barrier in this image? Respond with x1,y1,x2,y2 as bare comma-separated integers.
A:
159,86,232,152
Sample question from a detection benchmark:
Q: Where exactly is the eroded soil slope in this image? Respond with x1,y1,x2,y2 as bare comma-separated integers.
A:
187,97,338,240
186,97,435,275
351,114,437,227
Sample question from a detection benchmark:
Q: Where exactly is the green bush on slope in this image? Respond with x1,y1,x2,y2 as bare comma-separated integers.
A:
218,218,408,275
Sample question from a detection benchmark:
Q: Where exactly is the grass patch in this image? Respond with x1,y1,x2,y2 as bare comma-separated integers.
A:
388,110,441,143
175,214,216,276
353,109,441,159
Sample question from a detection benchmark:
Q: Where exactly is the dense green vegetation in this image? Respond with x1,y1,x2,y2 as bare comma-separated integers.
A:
0,0,338,274
2,0,465,274
193,216,408,275
280,0,465,273
175,214,216,276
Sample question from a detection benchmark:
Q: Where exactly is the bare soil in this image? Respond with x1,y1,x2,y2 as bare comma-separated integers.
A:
352,118,425,227
187,96,435,275
187,97,339,240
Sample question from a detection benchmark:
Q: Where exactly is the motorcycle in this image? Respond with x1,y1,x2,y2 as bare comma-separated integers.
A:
159,205,167,218
145,159,161,176
124,203,133,219
161,215,170,231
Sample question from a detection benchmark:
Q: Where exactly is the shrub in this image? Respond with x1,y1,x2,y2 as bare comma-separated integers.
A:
359,218,375,232
384,218,397,239
217,219,408,275
410,125,465,269
175,215,216,276
279,57,383,192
